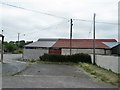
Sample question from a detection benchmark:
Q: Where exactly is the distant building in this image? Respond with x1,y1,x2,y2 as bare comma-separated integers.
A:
23,38,117,59
103,42,120,56
111,43,120,56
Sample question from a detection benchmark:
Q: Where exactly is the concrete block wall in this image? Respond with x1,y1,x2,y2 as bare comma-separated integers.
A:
62,49,106,55
91,55,119,73
23,48,48,60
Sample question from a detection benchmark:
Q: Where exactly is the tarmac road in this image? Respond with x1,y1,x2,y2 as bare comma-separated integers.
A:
1,54,28,89
2,54,28,76
2,62,118,88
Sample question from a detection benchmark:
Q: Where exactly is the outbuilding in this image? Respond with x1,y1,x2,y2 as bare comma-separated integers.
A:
52,39,117,55
23,38,57,59
23,38,117,60
111,43,120,56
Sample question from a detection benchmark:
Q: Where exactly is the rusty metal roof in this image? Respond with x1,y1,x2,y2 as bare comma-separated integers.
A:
52,39,117,49
25,38,117,49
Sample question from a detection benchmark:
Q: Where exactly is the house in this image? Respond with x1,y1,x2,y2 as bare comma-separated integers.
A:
23,38,117,59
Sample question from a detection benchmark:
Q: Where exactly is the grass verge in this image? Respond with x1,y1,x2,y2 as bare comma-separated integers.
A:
78,63,120,86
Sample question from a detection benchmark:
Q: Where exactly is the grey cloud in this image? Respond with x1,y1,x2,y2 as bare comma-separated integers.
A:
0,0,119,41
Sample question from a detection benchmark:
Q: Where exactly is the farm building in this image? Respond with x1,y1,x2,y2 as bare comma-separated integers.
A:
23,38,117,59
103,42,120,56
23,38,58,59
111,43,120,56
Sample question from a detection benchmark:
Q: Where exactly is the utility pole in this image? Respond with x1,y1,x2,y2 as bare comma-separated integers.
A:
2,30,3,35
1,35,4,64
70,19,73,55
0,33,4,64
93,13,96,65
18,33,20,46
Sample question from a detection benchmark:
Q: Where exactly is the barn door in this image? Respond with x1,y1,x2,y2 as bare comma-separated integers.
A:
49,48,61,54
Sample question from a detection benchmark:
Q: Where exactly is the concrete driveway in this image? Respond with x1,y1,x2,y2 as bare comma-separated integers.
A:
2,54,28,76
2,63,118,88
1,54,28,89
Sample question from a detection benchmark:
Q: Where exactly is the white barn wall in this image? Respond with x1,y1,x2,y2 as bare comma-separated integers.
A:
23,48,48,60
105,50,111,55
90,55,119,73
62,49,106,55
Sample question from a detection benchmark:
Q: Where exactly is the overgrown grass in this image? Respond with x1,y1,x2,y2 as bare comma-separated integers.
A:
78,63,120,86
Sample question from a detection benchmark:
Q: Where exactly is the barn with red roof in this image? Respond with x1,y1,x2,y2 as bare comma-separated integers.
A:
23,38,117,59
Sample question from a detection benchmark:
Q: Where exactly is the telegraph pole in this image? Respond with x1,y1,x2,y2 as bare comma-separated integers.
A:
0,33,4,64
2,30,3,35
18,33,20,46
70,19,73,55
1,35,4,64
93,13,96,65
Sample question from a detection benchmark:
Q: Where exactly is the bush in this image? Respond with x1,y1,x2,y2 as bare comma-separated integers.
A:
13,48,23,54
40,53,92,63
4,42,17,53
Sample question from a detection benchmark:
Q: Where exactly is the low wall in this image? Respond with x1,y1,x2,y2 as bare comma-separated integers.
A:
91,54,119,73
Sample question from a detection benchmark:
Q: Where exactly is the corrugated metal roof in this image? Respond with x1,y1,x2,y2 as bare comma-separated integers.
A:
103,42,120,48
38,38,58,41
54,39,117,42
25,39,58,48
52,39,117,49
25,38,117,49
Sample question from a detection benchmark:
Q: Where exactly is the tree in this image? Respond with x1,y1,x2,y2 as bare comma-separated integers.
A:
25,41,33,45
9,41,15,44
3,40,33,53
4,42,17,53
19,40,25,48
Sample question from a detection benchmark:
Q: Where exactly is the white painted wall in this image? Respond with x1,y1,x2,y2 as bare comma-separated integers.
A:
62,49,106,55
105,50,111,55
90,54,119,73
23,48,48,60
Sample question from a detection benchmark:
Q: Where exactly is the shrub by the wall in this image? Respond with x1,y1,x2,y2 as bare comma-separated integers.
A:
40,53,92,63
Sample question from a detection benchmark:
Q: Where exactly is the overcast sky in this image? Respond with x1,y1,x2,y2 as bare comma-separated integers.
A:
0,0,119,41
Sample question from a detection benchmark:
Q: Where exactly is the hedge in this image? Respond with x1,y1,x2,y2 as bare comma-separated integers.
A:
40,53,92,63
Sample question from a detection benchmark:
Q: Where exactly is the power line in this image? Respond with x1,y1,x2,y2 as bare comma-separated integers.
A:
3,20,68,39
88,22,93,38
0,2,68,20
23,20,69,40
1,2,118,25
23,20,68,35
73,19,118,25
